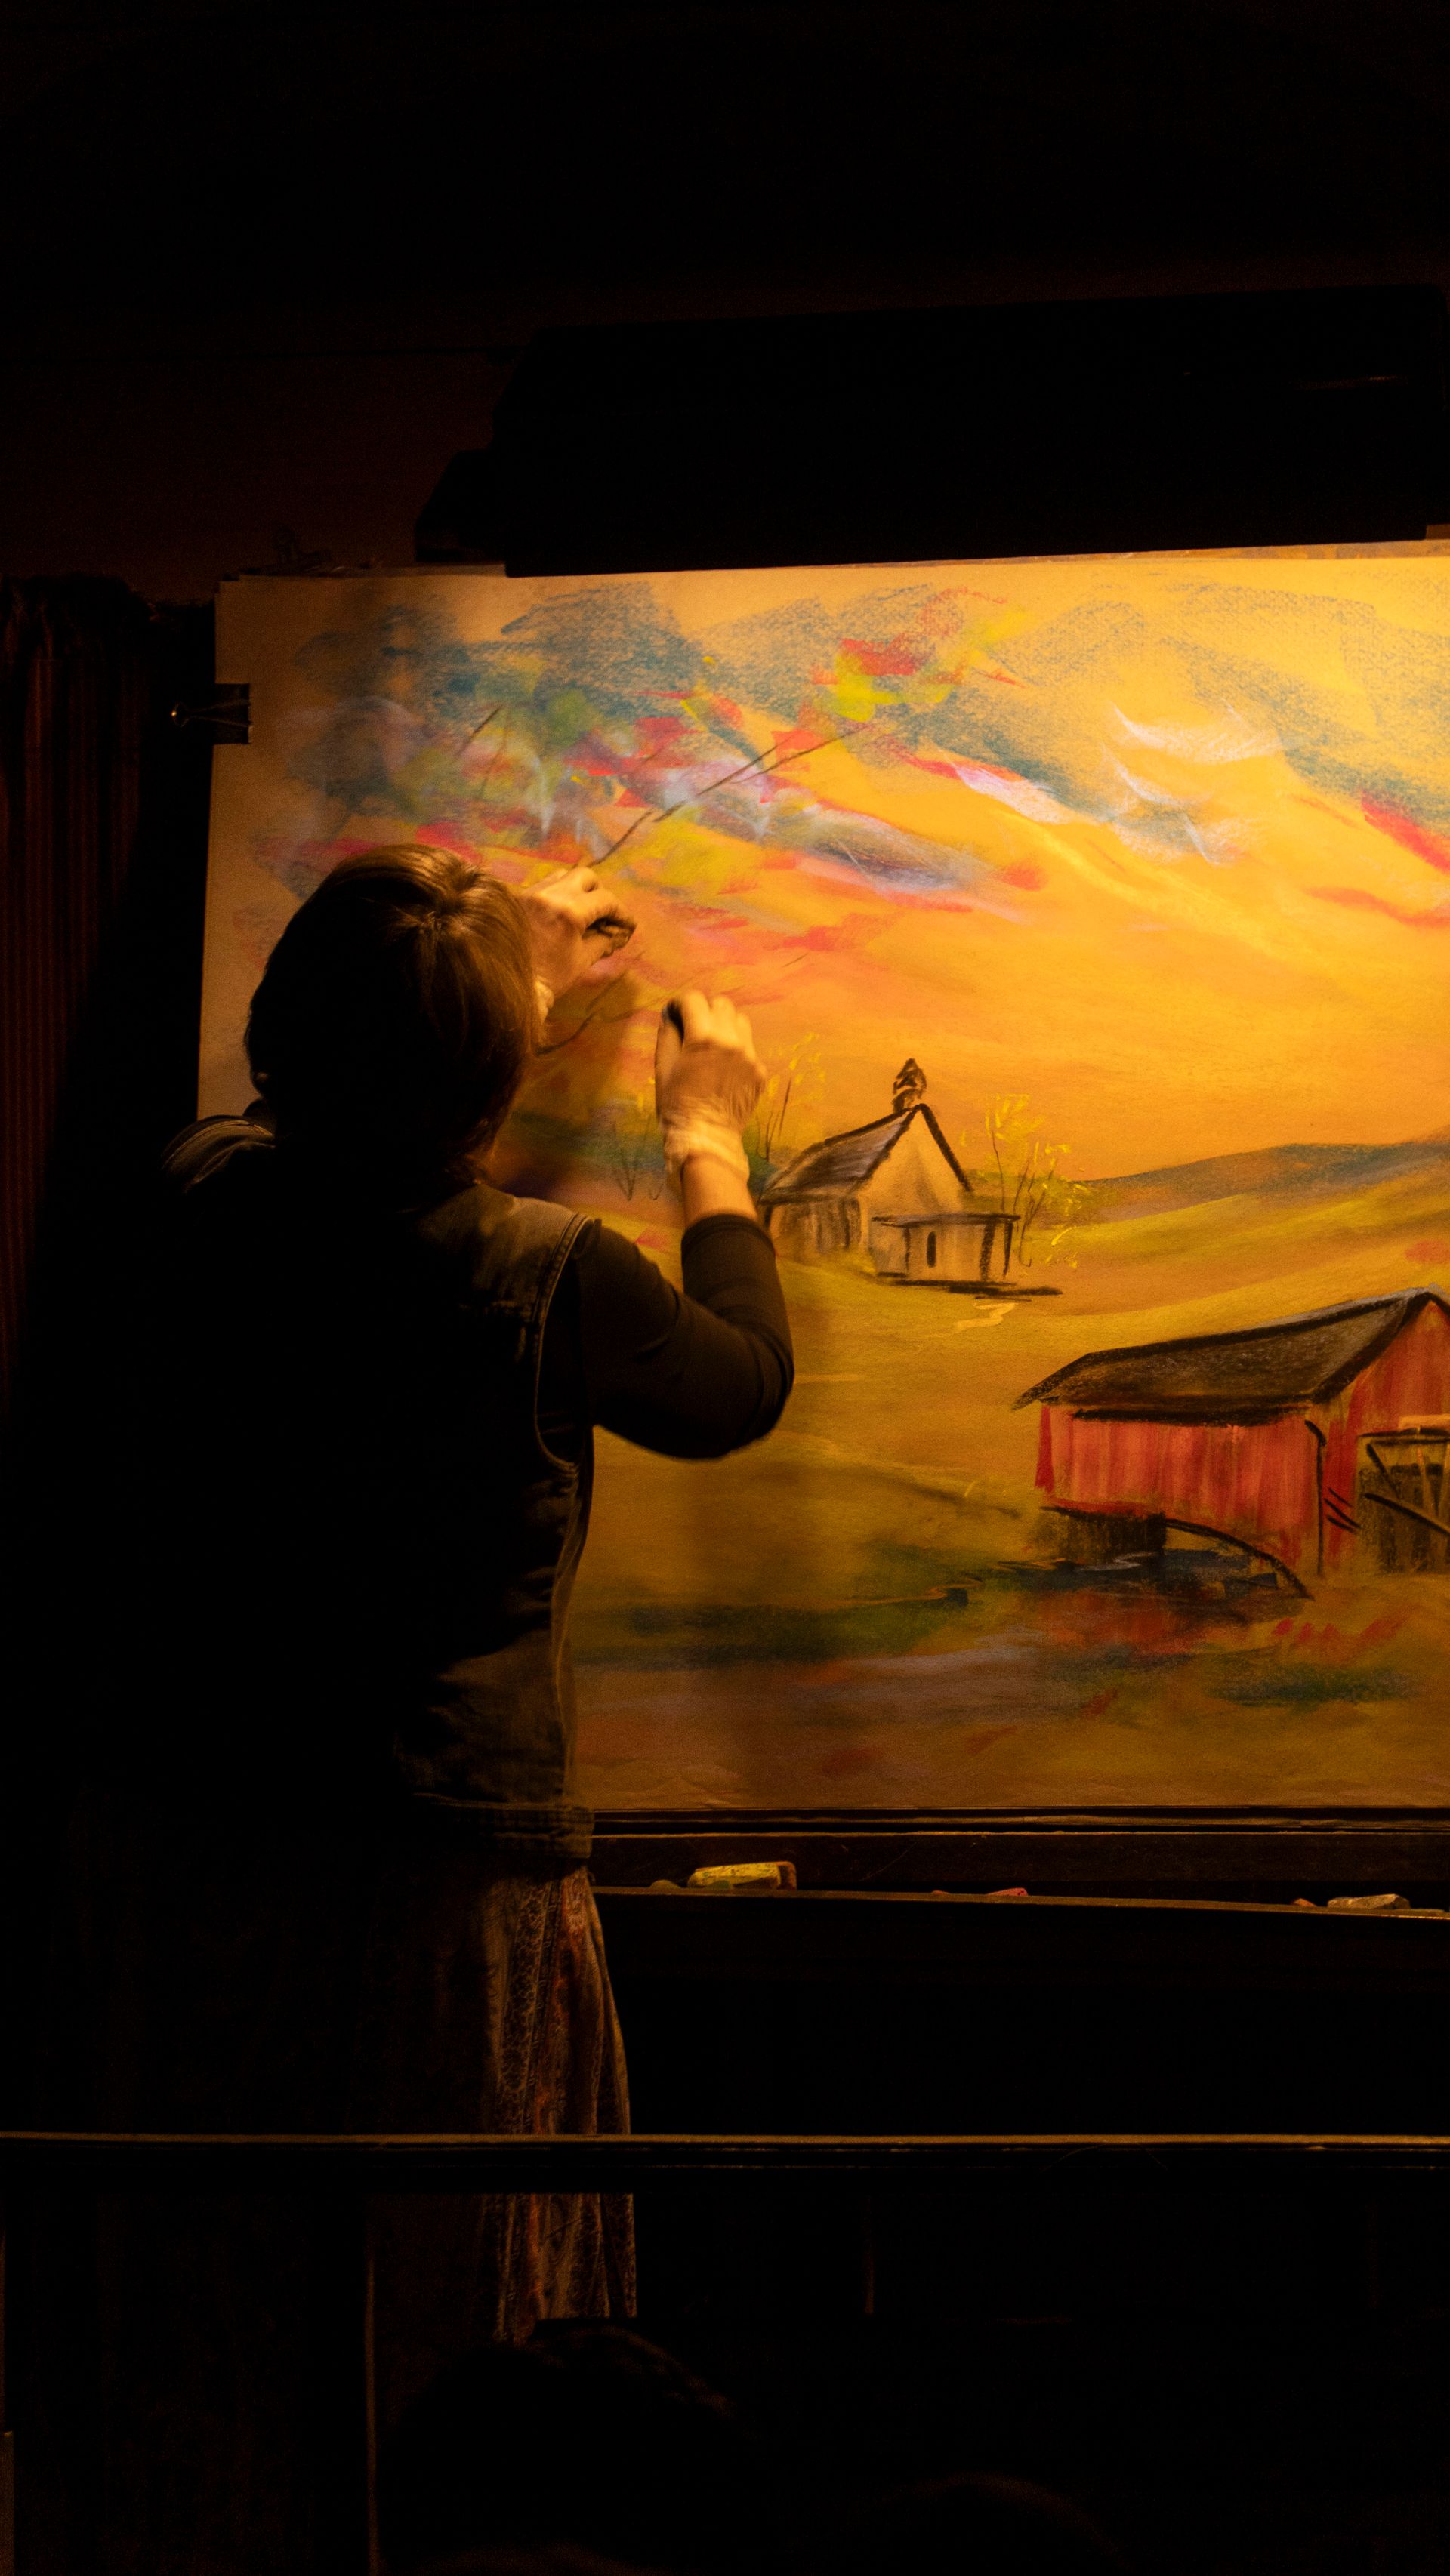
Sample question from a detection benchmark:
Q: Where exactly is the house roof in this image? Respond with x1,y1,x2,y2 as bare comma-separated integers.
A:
760,1102,969,1203
1016,1290,1450,1419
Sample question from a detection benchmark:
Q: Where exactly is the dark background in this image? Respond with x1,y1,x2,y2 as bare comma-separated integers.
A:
5,0,1450,599
9,17,1450,2569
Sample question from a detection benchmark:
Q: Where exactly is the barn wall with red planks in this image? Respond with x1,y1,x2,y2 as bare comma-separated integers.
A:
1037,1407,1320,1572
1321,1301,1450,1568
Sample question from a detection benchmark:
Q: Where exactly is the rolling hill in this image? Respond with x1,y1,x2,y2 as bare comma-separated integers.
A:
1068,1135,1450,1225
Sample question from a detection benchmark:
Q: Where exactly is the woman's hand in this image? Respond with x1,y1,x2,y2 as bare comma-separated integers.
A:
518,865,635,1016
654,991,766,1222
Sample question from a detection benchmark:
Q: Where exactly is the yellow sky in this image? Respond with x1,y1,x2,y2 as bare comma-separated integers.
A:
578,555,1450,1172
205,554,1450,1176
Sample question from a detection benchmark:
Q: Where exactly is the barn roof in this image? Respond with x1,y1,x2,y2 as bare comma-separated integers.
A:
760,1102,968,1204
1016,1290,1450,1419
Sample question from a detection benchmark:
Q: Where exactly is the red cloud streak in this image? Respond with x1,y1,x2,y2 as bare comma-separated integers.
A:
1361,797,1450,874
1310,885,1450,929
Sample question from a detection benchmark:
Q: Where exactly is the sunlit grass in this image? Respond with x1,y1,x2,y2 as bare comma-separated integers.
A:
572,1162,1450,1809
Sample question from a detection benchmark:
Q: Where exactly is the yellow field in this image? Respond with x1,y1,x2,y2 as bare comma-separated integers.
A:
572,1164,1450,1812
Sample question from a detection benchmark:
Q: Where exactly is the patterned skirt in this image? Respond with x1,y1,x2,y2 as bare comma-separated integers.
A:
25,1792,635,2574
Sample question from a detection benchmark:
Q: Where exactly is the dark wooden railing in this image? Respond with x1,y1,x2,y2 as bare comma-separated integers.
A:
9,2129,1450,2186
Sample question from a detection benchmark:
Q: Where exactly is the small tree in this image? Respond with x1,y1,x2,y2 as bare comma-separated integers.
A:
975,1095,1089,1268
602,1089,664,1203
745,1034,825,1182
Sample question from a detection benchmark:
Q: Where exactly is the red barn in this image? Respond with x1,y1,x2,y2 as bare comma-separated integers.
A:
1017,1291,1450,1585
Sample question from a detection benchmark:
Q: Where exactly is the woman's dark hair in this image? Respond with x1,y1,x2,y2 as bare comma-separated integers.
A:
245,845,537,1187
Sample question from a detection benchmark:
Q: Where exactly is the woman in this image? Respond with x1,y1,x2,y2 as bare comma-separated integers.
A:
39,845,792,2572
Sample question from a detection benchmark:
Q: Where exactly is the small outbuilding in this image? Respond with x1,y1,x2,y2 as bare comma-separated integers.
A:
760,1061,970,1259
1017,1289,1450,1582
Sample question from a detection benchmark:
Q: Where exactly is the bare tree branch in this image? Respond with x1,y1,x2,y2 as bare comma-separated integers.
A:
535,975,642,1056
595,719,875,870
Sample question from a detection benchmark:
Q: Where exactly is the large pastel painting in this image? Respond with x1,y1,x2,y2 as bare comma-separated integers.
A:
202,555,1450,1813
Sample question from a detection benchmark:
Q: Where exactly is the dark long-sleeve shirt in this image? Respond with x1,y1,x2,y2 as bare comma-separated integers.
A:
94,1121,792,1824
150,1113,794,1459
539,1213,793,1459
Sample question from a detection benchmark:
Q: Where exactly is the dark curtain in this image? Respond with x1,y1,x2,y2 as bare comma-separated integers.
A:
0,578,213,1413
1,578,214,2107
0,581,215,2574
